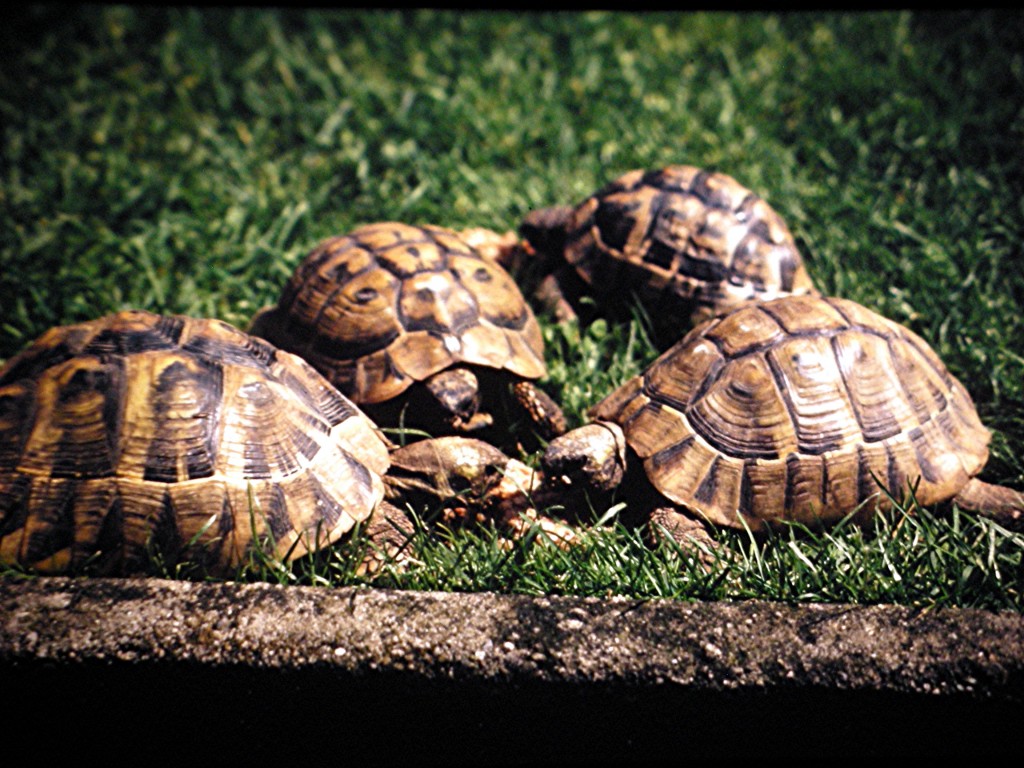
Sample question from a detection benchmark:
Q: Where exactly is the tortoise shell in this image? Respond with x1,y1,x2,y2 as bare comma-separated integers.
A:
553,165,818,319
0,310,390,575
591,295,991,531
254,222,547,405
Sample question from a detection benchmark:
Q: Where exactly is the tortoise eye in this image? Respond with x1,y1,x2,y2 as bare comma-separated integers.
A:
353,287,379,304
472,267,492,282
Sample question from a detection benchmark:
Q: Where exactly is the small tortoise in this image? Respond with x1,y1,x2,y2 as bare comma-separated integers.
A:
386,435,576,549
540,294,1023,553
0,309,403,577
251,222,566,445
517,165,819,345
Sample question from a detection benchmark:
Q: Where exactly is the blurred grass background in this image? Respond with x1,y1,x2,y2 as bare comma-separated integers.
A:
2,7,1023,606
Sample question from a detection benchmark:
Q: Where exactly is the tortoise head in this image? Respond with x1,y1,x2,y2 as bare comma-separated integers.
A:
519,205,574,258
424,367,492,433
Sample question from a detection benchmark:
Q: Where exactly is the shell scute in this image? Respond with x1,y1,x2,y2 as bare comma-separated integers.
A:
593,296,992,529
687,354,794,461
0,310,389,575
556,165,818,322
256,223,547,406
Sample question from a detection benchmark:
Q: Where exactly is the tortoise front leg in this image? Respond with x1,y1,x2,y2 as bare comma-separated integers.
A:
510,379,567,440
646,506,722,568
534,268,584,326
355,501,418,577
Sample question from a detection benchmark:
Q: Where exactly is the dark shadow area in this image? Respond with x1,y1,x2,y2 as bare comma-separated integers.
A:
5,659,1021,764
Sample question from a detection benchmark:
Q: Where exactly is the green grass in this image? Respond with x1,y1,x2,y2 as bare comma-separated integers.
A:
2,7,1023,611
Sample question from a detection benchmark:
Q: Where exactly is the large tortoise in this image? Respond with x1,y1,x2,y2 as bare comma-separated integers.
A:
0,309,406,577
251,222,566,446
540,294,1023,552
517,165,819,345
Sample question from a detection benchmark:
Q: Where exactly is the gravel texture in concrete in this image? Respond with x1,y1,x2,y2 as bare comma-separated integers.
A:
2,576,1022,763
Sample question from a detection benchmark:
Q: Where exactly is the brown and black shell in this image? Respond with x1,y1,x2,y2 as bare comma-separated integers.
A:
0,310,390,575
591,294,991,531
533,165,818,321
253,222,547,405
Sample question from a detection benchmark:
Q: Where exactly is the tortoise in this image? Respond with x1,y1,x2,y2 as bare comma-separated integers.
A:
539,294,1023,554
516,165,819,346
385,435,576,549
0,309,409,577
250,222,566,447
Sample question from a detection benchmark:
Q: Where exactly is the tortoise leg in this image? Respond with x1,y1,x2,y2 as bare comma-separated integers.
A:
534,269,582,325
510,380,567,440
951,478,1024,531
646,506,722,567
355,501,418,577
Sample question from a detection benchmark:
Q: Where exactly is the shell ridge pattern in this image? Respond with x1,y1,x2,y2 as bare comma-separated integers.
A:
37,479,75,563
692,455,720,505
829,333,903,446
659,301,971,465
0,326,97,388
644,351,720,416
390,229,478,341
738,458,761,518
637,187,676,271
21,358,115,481
906,425,943,484
87,313,185,358
613,295,996,526
884,443,903,498
854,444,880,503
0,310,389,574
396,280,480,339
61,358,125,479
827,333,880,448
0,475,32,539
744,299,897,354
894,323,958,393
831,301,975,469
761,347,807,454
685,385,785,461
458,260,534,333
733,192,759,220
310,245,381,334
306,243,403,369
685,169,715,205
648,433,695,472
140,354,222,484
311,281,355,344
0,382,37,478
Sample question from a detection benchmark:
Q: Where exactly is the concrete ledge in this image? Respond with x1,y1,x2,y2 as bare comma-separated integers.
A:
3,576,1022,763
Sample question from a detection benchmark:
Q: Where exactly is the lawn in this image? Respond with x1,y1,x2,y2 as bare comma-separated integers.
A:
2,7,1022,610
